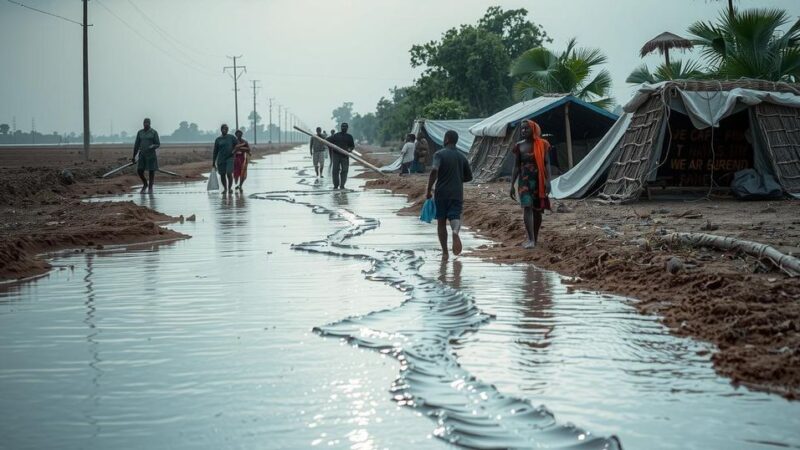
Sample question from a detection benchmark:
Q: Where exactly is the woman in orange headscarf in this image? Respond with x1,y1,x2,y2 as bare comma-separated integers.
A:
510,120,551,249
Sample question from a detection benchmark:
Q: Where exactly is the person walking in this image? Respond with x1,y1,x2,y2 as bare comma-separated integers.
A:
213,124,238,194
509,120,551,249
413,135,429,173
132,118,160,193
399,133,416,175
309,127,327,177
327,123,355,189
426,130,473,260
233,129,251,191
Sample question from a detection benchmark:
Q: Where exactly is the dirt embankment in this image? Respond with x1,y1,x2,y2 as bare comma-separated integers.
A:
0,144,293,281
365,173,800,399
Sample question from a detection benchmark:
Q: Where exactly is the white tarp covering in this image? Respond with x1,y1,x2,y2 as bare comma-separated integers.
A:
379,156,402,173
550,113,633,199
469,96,565,137
419,118,482,153
551,82,800,199
625,83,800,129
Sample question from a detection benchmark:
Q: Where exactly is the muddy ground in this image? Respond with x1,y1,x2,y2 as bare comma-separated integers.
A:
360,147,800,399
0,143,292,281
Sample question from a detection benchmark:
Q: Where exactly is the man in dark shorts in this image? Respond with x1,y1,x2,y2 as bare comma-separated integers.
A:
426,130,473,260
132,118,160,193
327,123,355,189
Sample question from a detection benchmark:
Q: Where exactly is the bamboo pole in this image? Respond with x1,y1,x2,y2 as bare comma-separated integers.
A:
294,126,385,176
565,102,574,169
660,232,800,277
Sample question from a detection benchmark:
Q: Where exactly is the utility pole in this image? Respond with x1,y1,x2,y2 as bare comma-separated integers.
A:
250,80,260,145
223,55,246,130
82,0,90,160
277,104,282,144
31,118,35,144
268,98,274,143
284,109,288,143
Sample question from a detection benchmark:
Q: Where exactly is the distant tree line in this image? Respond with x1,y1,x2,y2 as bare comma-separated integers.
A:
0,115,299,145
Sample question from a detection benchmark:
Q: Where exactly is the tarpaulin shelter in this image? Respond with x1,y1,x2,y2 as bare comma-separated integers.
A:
550,80,800,202
379,118,482,172
467,95,618,182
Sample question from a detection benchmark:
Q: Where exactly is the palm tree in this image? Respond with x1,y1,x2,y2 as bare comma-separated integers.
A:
626,59,706,84
510,38,613,109
689,8,800,82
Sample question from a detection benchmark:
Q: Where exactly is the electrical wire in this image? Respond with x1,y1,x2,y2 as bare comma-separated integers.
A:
124,0,223,59
6,0,82,26
94,0,219,78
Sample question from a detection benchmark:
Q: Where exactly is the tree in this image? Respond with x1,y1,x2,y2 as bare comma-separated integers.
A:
248,110,261,125
0,124,8,135
688,8,800,82
331,102,353,126
477,6,551,60
409,7,550,117
626,59,706,84
421,98,468,120
510,38,614,108
350,112,378,143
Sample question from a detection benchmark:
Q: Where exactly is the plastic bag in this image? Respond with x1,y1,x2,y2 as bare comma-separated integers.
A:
419,198,437,223
207,168,220,191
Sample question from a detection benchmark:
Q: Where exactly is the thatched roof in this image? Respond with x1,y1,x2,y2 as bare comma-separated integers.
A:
640,32,693,57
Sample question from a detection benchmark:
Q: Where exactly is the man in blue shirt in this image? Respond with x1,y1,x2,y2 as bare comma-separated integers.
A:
426,130,473,260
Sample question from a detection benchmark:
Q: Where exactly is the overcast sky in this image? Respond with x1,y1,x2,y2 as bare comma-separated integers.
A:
1,0,798,136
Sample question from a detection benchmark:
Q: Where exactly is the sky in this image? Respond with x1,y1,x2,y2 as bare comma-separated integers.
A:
1,0,799,137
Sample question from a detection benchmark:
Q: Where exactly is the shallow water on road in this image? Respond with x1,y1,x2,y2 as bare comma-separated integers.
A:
1,147,798,449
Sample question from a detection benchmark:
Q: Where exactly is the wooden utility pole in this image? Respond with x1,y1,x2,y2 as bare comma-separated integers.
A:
223,56,246,130
565,102,574,169
82,0,90,160
277,104,282,144
268,98,274,143
250,80,260,144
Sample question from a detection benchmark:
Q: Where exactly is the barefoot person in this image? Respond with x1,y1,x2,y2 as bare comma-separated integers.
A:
132,118,160,193
510,120,551,249
327,123,355,189
399,134,416,175
213,124,237,194
309,127,327,177
426,130,473,260
233,129,251,191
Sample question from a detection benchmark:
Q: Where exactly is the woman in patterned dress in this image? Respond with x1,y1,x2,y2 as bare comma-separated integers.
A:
509,120,551,249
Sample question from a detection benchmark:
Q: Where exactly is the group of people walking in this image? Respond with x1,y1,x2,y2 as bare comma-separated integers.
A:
309,123,355,189
131,119,251,195
134,115,553,260
305,119,552,260
213,123,251,194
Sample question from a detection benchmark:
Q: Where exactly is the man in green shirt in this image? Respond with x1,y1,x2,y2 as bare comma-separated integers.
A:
132,118,161,193
213,124,238,194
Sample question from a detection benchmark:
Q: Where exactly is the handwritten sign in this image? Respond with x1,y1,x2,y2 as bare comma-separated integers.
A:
657,110,753,186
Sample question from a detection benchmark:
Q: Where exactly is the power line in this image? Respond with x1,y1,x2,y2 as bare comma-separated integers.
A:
6,0,83,26
94,0,218,78
124,0,222,60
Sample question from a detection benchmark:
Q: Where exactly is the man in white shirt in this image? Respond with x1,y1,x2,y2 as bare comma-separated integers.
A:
399,134,416,175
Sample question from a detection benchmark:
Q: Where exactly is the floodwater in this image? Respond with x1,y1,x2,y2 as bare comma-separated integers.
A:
1,147,799,450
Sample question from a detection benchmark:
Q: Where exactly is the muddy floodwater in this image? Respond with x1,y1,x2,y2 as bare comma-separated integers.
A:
1,147,799,449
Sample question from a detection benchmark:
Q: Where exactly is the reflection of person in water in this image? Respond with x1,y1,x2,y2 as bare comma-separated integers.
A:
518,265,554,352
438,259,462,291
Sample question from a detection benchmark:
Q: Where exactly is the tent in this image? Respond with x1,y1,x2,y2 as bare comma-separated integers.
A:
550,80,800,202
380,118,482,172
467,95,618,182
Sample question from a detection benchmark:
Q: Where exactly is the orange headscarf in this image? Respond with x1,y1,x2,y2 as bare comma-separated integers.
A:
526,120,549,202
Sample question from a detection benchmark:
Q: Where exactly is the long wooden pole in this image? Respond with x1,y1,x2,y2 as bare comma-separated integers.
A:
82,0,90,161
565,102,574,169
294,126,385,176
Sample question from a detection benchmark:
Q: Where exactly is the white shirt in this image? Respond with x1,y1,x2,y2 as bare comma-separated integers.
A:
400,142,416,163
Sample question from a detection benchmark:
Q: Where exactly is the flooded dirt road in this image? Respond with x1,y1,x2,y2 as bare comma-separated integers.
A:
1,148,798,449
